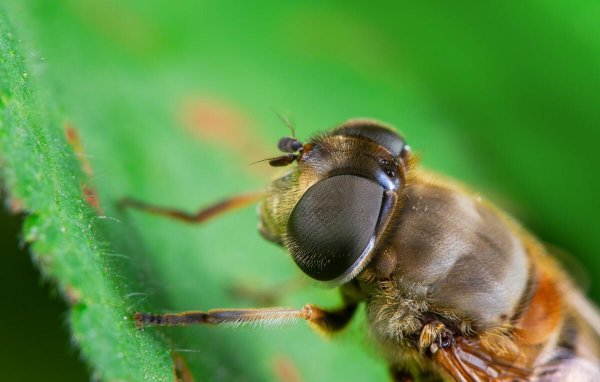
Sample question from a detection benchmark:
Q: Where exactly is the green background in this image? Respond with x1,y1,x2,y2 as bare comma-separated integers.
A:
1,1,599,381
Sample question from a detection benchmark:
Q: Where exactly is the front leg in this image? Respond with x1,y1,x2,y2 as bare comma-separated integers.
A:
135,302,357,335
418,321,472,381
419,320,454,355
119,192,264,225
418,321,530,381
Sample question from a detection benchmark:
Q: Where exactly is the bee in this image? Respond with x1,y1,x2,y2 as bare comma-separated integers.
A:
124,119,600,381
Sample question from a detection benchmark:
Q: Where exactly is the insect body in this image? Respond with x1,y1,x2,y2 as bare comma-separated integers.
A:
126,119,600,381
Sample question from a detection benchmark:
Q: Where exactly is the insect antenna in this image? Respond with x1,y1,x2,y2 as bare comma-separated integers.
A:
268,154,298,167
248,154,298,167
271,108,296,137
247,110,303,167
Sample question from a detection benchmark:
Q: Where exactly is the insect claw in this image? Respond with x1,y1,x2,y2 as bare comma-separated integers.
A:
419,321,454,354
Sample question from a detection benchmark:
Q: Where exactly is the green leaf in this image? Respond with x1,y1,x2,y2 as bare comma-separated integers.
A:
0,7,172,382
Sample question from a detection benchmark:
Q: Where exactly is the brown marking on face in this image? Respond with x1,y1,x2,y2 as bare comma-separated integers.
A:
272,356,303,382
179,98,273,175
171,352,195,382
297,143,314,160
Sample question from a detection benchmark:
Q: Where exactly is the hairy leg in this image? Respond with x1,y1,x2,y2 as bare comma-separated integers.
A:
135,302,357,334
120,192,264,224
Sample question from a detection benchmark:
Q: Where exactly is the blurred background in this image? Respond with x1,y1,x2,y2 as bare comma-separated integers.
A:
1,1,599,381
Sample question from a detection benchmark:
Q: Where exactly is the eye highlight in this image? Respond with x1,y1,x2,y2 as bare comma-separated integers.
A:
286,175,384,281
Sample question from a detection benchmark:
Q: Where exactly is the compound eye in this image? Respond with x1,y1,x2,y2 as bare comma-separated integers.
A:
287,175,383,282
335,121,406,157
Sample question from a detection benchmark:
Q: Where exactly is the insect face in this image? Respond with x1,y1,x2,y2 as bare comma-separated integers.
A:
259,119,410,284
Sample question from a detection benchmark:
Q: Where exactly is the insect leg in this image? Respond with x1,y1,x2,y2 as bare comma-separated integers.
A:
135,303,357,333
420,322,531,381
418,321,473,381
418,320,453,352
119,192,264,224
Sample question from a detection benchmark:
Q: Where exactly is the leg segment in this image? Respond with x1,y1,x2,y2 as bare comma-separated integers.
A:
135,303,357,334
419,320,454,354
419,321,531,381
119,192,264,224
